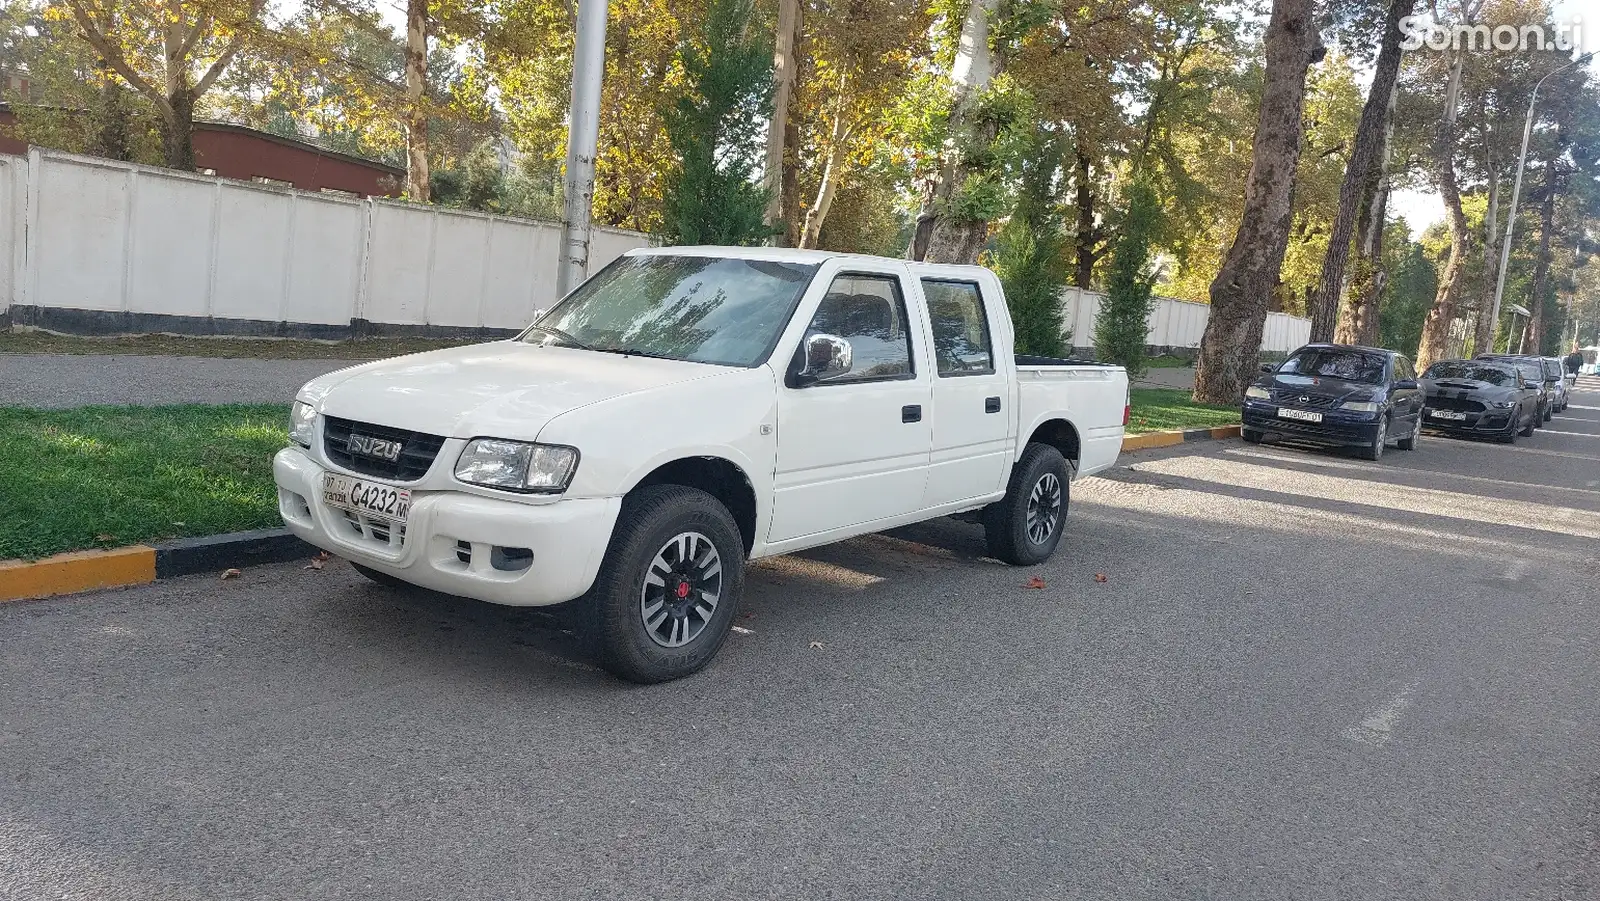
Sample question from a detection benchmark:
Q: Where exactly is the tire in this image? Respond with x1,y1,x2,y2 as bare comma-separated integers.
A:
584,485,745,684
1543,403,1553,422
1396,415,1421,451
1360,415,1388,461
1519,410,1537,437
983,442,1069,566
351,562,410,590
1241,429,1263,444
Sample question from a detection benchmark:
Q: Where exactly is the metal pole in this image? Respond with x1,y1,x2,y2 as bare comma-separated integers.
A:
1490,51,1593,350
557,0,609,299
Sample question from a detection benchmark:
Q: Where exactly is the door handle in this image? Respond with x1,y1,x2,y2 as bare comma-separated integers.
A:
902,404,922,423
985,396,1002,413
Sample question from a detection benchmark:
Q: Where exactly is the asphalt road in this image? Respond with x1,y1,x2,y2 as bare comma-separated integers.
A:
0,354,356,408
4,380,1599,900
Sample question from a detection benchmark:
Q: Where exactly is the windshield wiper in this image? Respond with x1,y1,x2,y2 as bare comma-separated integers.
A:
524,324,592,350
592,346,681,361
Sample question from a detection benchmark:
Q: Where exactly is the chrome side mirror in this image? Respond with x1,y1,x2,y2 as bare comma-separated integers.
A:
797,333,853,384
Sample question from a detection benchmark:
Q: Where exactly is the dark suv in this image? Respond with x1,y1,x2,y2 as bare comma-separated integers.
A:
1242,344,1424,461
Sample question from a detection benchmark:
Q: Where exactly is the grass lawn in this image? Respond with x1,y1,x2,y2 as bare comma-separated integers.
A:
0,405,287,561
1126,387,1239,434
0,331,476,360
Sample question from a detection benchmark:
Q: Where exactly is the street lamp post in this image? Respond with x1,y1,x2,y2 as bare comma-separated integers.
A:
1489,50,1594,352
556,0,610,300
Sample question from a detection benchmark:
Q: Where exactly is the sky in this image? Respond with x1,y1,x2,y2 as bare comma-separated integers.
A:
1388,0,1600,237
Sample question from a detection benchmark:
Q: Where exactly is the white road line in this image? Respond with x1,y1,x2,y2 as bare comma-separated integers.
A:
1222,447,1600,497
1504,559,1530,582
1343,681,1419,747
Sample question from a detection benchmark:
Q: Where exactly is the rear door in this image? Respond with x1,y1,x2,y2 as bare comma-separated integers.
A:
917,275,1013,507
768,264,934,543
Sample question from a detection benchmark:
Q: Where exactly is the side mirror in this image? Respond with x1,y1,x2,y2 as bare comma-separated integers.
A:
1260,363,1275,373
1394,379,1419,390
795,333,853,385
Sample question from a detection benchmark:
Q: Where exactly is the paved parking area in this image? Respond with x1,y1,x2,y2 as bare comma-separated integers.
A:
2,381,1598,900
0,354,358,408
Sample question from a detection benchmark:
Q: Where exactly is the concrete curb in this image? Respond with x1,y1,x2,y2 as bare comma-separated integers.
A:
0,529,314,603
1121,424,1241,452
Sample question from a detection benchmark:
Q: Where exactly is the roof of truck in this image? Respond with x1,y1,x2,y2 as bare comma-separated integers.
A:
627,245,987,272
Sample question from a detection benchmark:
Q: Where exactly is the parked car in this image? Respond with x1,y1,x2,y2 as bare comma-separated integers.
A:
1242,344,1424,460
1541,356,1571,412
274,247,1130,683
1419,359,1539,443
1476,354,1553,423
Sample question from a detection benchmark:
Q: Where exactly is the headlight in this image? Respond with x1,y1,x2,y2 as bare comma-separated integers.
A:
1340,401,1382,412
455,439,579,493
1244,385,1271,400
289,401,317,447
1489,399,1514,409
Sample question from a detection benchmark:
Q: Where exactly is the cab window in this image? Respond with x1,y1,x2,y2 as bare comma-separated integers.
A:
800,274,914,383
921,279,995,376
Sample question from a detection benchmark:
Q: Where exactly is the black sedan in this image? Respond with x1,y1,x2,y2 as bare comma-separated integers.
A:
1476,354,1553,423
1419,359,1539,443
1242,344,1425,460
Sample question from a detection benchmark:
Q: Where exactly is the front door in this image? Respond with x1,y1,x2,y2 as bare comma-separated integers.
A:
917,275,1013,507
768,268,933,543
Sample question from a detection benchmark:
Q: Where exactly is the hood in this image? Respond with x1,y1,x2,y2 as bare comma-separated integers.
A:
1257,372,1381,406
1422,378,1518,399
301,341,727,440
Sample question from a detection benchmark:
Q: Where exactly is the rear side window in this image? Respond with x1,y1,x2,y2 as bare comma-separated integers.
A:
921,280,994,376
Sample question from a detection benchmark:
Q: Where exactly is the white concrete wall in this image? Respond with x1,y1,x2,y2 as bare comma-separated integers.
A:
0,149,651,333
1060,287,1312,355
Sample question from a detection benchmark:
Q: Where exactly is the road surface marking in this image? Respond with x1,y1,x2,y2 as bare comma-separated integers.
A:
1343,682,1418,747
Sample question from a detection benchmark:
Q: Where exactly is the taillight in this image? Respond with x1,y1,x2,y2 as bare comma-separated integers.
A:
1123,404,1131,426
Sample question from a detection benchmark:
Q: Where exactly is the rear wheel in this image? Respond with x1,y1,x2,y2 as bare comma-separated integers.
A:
584,485,745,684
984,442,1069,566
1360,415,1388,461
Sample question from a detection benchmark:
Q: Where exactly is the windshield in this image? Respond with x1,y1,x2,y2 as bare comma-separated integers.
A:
1423,362,1514,385
526,255,820,367
1277,349,1388,384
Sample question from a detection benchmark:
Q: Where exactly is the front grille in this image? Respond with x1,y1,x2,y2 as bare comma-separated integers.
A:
1425,395,1487,413
1270,389,1339,409
324,416,446,482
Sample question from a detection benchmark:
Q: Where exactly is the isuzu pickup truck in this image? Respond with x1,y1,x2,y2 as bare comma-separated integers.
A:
275,247,1128,682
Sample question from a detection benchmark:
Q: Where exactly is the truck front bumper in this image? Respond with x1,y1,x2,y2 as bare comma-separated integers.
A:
273,447,620,607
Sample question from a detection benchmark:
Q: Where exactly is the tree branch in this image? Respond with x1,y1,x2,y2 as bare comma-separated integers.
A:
65,0,173,119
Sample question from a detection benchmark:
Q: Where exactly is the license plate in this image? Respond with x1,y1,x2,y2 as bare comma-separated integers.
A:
1430,410,1467,421
322,473,410,522
1276,407,1323,423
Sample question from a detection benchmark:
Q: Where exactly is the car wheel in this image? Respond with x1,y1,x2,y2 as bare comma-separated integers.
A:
984,442,1069,566
1396,415,1421,451
351,562,410,590
1519,410,1537,437
1241,429,1263,444
1544,404,1553,422
1360,415,1388,461
585,485,745,684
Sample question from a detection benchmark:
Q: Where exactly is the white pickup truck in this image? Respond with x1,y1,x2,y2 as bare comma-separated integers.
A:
275,247,1128,681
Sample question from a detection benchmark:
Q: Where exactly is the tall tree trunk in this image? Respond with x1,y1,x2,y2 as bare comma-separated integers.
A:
1192,0,1323,404
92,61,133,161
1307,0,1411,342
1526,160,1559,353
915,0,1000,264
1335,80,1397,346
404,0,430,201
799,102,850,248
1073,149,1098,288
763,0,800,238
1415,48,1469,373
782,115,802,248
158,86,197,170
1474,160,1502,356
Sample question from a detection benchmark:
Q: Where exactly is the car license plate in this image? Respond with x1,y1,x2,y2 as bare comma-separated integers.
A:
1276,407,1323,423
322,473,410,522
1430,410,1467,421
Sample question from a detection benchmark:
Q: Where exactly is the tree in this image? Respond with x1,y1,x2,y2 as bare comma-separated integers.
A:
657,0,775,245
403,0,428,199
992,129,1069,356
763,0,800,235
1096,178,1162,377
62,0,266,169
1307,0,1413,342
1192,0,1324,404
1378,226,1439,353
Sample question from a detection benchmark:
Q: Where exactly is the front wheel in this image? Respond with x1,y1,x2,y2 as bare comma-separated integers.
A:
1519,410,1537,437
983,442,1069,566
1360,415,1388,461
1241,429,1263,444
584,485,745,684
1396,415,1421,451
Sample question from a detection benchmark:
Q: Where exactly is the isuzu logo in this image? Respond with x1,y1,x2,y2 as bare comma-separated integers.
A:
347,434,403,462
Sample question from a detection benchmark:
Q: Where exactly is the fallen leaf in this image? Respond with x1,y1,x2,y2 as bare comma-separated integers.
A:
304,558,326,570
731,625,754,635
171,522,186,528
94,534,115,542
809,641,825,650
1024,576,1047,590
221,568,242,580
1094,573,1108,583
